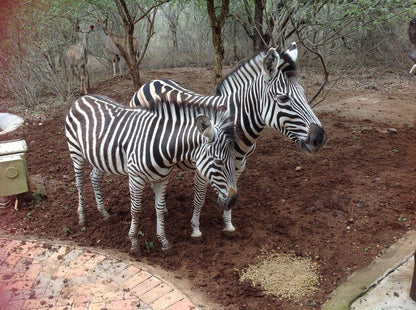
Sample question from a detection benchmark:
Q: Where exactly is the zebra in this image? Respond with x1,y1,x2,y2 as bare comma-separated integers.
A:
65,94,238,252
129,43,326,239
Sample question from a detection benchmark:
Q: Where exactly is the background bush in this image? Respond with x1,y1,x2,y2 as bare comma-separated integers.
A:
0,0,414,107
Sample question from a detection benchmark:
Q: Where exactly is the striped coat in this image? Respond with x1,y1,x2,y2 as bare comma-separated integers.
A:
65,94,237,251
130,44,326,238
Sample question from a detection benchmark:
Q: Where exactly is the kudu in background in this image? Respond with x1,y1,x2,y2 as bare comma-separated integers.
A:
66,25,94,94
98,25,140,77
408,16,416,74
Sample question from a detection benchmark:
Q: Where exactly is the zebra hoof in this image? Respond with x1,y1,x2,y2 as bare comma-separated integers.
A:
191,231,202,239
190,235,203,244
161,245,173,255
222,228,236,238
130,247,141,256
103,214,112,222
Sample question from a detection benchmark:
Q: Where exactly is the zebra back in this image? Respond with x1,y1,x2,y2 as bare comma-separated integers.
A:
65,94,236,178
130,43,325,155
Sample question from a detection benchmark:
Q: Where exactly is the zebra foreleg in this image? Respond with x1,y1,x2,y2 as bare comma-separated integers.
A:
191,172,209,238
152,179,171,251
90,168,110,221
222,210,235,234
128,175,145,253
222,159,245,234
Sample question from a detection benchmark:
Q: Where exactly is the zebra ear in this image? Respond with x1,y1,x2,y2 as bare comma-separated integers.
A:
286,42,298,62
196,115,214,140
263,48,280,80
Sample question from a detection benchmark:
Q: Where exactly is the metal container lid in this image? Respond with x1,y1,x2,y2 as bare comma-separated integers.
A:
0,139,27,156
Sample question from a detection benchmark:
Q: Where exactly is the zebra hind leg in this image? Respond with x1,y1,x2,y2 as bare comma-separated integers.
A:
128,175,145,254
152,179,171,251
90,167,111,221
191,173,208,238
73,158,86,225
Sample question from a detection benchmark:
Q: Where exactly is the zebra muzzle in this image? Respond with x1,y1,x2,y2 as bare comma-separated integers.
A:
218,187,238,211
302,123,327,153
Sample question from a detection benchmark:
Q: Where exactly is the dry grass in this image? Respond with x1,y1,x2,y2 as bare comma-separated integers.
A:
239,251,320,300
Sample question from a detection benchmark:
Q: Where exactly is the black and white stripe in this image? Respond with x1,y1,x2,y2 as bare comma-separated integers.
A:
130,43,326,238
65,94,237,251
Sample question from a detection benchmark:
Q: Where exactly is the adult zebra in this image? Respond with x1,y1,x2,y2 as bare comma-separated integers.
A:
130,43,326,239
65,94,238,252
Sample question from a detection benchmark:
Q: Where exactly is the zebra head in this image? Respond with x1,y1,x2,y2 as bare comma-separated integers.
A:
195,110,238,211
260,43,326,153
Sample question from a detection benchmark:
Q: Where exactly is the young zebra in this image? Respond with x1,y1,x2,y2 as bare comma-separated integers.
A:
65,94,238,252
130,43,326,238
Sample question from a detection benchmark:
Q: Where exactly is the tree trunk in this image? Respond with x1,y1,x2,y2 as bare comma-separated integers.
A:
212,25,224,85
110,0,142,89
207,0,229,86
125,33,141,89
253,0,266,52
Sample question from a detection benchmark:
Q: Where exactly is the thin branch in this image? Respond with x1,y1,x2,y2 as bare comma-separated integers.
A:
138,9,157,63
243,0,253,27
230,12,254,39
287,11,329,106
133,0,170,24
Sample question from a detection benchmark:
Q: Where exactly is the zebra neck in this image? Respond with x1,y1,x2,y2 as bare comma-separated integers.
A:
225,80,266,156
217,53,267,151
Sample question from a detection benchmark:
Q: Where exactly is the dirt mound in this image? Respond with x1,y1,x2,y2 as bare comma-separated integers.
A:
239,251,320,300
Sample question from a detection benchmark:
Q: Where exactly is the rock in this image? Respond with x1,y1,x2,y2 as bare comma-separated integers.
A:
0,113,24,134
29,174,46,195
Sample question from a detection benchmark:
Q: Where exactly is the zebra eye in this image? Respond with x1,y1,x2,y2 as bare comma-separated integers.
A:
213,159,223,167
277,95,290,103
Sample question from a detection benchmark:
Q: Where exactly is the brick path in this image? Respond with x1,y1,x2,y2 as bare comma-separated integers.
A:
0,238,197,310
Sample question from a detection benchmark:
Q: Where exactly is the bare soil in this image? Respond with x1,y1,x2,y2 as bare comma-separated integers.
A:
0,67,415,309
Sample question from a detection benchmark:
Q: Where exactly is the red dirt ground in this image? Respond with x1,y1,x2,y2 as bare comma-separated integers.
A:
1,67,415,309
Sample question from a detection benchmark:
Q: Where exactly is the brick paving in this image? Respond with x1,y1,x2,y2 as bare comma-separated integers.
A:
0,238,197,310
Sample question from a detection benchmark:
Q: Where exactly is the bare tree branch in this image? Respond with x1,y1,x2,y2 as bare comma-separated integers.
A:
288,12,329,107
133,0,170,24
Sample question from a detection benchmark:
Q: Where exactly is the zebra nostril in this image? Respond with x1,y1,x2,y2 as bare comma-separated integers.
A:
226,193,238,210
227,187,237,198
308,123,327,149
229,194,238,207
218,187,238,210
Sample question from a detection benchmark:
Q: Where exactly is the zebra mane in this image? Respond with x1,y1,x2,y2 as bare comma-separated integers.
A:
215,46,297,95
143,98,237,143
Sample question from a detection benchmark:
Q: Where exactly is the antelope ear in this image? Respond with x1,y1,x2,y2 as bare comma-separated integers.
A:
196,115,214,140
263,47,280,80
286,42,298,62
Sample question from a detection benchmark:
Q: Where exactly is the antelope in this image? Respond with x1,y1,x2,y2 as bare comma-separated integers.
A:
66,25,94,94
408,16,416,74
99,27,139,77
